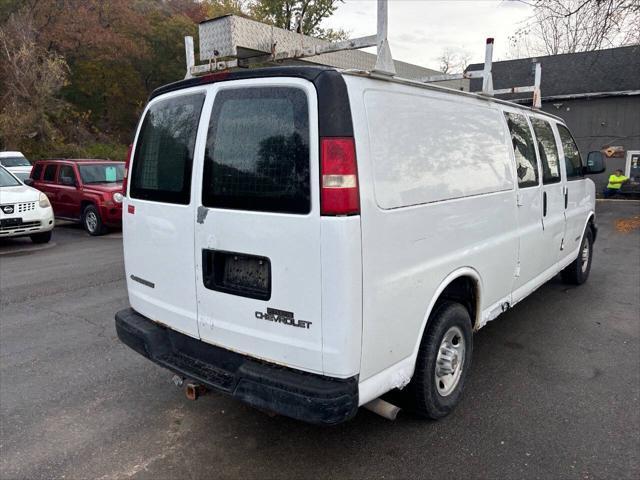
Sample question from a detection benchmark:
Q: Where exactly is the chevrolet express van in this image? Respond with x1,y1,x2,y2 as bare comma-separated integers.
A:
115,66,603,425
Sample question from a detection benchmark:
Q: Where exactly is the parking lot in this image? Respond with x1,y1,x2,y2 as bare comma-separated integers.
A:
0,201,638,480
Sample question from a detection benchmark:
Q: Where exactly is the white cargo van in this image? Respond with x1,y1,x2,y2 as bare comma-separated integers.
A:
115,66,604,424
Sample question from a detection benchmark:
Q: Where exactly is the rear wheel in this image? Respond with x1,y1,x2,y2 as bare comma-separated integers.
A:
405,300,473,419
83,204,106,236
30,231,52,244
561,228,593,285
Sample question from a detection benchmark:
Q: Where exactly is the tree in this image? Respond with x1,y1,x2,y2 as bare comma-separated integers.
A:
509,0,640,57
438,48,472,74
250,0,348,40
0,11,69,150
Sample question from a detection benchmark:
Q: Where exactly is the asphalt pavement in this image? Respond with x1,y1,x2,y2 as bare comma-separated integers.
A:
1,202,639,480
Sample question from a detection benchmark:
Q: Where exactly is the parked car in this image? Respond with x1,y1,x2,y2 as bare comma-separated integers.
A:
115,66,604,425
0,151,32,181
28,159,124,235
0,165,54,243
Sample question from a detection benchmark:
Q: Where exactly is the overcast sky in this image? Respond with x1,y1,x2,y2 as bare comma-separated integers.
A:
323,0,534,70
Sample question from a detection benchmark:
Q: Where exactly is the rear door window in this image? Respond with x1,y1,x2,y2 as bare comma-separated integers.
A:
504,112,539,188
43,164,57,182
530,117,561,184
130,93,205,204
557,125,583,180
202,87,310,214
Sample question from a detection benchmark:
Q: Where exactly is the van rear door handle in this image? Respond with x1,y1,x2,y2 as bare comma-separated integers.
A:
543,191,547,216
564,188,568,209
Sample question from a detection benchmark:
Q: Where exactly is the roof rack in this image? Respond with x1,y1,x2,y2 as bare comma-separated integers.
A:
185,0,541,107
423,38,542,108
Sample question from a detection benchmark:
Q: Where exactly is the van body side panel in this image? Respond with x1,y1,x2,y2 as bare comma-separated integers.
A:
320,216,362,378
345,76,519,381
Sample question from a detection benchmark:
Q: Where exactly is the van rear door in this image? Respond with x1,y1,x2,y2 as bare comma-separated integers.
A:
193,79,323,374
124,89,206,338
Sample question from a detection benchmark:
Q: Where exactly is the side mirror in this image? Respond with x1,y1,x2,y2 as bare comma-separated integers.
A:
23,178,34,186
585,151,605,174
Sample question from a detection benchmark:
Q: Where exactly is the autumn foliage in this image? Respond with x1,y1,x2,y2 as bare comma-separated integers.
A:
0,0,344,160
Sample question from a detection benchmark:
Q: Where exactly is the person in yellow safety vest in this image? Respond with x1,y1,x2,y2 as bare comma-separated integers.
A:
604,169,629,198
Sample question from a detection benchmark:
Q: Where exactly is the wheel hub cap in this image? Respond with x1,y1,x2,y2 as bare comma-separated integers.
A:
581,242,590,273
435,326,465,397
86,212,97,232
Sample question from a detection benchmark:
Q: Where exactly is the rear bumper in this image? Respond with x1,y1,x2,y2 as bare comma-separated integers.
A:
115,308,359,425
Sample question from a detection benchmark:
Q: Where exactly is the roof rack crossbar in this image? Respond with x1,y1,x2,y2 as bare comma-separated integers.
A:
422,38,542,108
184,2,541,107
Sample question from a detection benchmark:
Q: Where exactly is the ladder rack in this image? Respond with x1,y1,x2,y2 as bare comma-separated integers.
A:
185,0,542,108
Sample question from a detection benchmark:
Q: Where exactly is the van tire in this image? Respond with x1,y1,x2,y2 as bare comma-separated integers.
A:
405,300,473,419
561,229,593,285
30,231,52,244
82,204,106,236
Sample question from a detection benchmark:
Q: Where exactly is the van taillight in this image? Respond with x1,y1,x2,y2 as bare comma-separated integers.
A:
320,137,360,216
123,144,133,195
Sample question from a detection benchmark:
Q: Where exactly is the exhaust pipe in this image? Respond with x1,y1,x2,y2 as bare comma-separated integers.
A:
184,381,207,401
363,398,401,420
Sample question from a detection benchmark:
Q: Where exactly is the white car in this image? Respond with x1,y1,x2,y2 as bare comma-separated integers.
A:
0,151,33,181
0,166,55,243
115,66,604,425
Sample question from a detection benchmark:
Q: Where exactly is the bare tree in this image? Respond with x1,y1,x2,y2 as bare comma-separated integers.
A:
509,0,640,57
438,48,472,74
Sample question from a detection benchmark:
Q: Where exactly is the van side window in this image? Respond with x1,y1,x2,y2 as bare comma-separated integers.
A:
202,87,310,214
504,112,539,188
530,118,561,184
557,125,583,179
43,164,57,182
31,163,43,180
130,94,205,204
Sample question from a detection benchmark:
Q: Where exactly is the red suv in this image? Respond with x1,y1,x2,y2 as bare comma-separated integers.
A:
28,159,124,235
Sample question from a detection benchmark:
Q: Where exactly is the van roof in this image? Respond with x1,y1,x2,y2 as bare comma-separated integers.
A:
150,65,563,123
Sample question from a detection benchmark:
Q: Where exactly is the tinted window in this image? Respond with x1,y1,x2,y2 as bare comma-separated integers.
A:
557,125,583,179
43,164,57,182
504,112,539,188
202,87,310,214
31,163,43,180
58,165,76,184
530,117,561,184
130,94,205,204
0,156,30,167
79,163,124,184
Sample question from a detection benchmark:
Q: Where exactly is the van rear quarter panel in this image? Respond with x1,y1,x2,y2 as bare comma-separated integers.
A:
344,76,520,381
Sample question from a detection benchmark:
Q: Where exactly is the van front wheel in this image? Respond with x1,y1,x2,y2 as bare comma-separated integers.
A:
561,228,593,285
406,301,473,419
